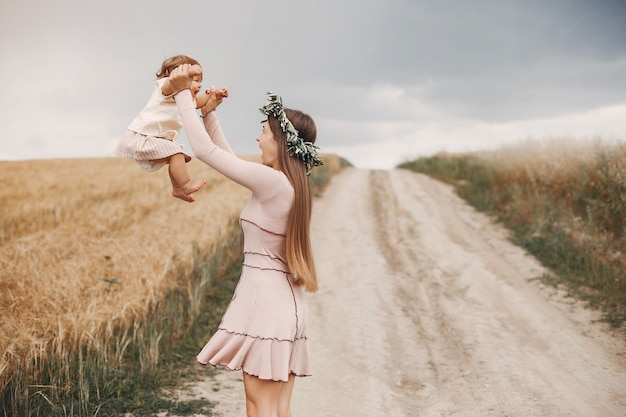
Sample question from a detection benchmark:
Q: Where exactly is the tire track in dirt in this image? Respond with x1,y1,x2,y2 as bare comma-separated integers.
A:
292,168,626,417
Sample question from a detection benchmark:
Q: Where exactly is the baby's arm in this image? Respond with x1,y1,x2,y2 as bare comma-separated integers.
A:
195,93,211,109
201,87,229,115
161,79,174,97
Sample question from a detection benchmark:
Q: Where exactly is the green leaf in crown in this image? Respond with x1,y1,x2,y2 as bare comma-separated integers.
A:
259,91,324,175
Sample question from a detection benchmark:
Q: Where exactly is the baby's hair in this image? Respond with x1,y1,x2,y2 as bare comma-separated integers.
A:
156,55,201,79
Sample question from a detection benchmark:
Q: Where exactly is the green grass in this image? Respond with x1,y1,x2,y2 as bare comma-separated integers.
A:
398,143,626,329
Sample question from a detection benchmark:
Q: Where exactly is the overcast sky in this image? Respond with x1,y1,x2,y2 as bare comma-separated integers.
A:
1,0,625,169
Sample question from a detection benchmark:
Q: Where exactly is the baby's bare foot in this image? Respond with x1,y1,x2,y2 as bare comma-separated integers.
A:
183,179,205,195
172,188,195,202
172,180,205,202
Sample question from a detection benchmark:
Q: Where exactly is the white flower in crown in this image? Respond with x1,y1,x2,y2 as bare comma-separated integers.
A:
259,92,323,175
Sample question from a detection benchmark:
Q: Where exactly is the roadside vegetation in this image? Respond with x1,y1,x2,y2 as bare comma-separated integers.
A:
0,154,344,416
398,139,626,329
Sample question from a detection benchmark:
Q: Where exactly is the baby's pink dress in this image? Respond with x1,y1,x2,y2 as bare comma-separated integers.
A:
175,90,311,382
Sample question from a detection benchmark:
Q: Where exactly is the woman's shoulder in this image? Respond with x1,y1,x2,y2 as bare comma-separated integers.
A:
275,171,295,207
253,168,293,202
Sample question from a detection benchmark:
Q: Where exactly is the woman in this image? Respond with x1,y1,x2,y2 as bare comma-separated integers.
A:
168,64,323,417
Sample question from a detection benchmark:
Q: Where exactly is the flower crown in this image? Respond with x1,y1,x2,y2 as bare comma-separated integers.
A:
259,92,323,175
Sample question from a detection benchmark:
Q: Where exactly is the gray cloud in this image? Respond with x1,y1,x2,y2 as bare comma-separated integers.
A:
1,0,625,168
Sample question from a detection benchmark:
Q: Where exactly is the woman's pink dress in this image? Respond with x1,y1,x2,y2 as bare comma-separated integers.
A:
175,90,311,382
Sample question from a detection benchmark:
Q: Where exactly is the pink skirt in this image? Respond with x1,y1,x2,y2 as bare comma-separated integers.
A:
196,265,311,382
114,130,191,172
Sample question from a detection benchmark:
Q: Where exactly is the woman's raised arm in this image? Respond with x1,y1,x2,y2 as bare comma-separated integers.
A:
202,112,234,155
174,88,282,200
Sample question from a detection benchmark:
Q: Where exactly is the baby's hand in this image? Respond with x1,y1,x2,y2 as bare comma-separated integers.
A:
213,86,229,100
201,86,229,115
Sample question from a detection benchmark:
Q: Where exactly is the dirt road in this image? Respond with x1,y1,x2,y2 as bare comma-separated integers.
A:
190,168,626,417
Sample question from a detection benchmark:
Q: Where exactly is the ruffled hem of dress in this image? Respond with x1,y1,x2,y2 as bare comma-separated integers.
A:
196,360,312,382
196,329,311,382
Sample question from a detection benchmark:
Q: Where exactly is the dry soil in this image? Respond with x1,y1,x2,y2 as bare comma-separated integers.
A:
178,168,626,417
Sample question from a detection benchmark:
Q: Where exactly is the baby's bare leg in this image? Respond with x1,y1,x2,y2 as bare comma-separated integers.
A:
168,153,205,202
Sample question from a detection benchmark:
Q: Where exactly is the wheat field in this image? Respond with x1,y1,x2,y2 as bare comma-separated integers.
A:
0,154,343,404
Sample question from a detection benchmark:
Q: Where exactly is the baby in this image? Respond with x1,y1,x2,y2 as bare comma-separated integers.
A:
114,55,228,202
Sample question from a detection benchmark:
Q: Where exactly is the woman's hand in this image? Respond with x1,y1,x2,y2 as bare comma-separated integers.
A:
168,64,201,95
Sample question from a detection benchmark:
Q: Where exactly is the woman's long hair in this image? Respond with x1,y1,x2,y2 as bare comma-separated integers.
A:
268,109,318,292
